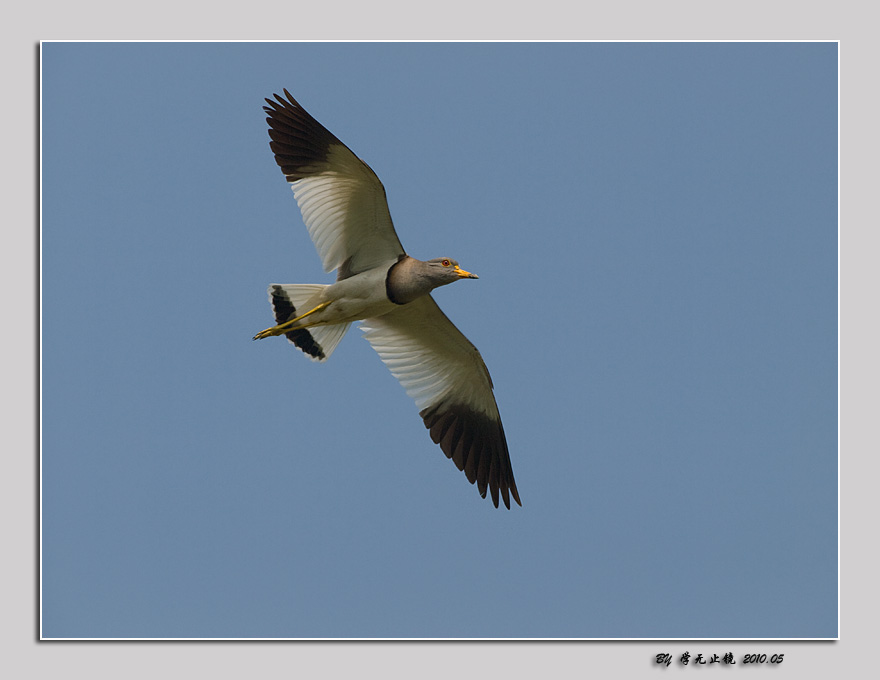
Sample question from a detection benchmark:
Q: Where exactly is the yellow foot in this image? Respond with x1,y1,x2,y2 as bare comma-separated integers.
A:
252,301,331,341
252,326,283,341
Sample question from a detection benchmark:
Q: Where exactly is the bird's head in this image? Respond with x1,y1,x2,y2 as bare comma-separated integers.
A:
386,256,479,305
426,257,479,283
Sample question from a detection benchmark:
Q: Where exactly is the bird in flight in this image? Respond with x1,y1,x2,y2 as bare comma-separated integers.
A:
253,90,521,508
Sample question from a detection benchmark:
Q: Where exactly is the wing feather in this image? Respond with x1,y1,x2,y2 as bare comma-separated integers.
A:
264,90,405,278
361,297,521,508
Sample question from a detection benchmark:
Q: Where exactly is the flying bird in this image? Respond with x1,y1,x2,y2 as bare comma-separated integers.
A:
253,90,521,508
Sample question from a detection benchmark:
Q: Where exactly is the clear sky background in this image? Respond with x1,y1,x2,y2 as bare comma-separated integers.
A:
40,42,837,639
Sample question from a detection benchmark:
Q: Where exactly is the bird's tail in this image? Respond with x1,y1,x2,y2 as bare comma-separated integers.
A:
267,284,350,362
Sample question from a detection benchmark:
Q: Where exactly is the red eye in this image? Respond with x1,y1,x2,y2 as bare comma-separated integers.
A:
442,259,450,267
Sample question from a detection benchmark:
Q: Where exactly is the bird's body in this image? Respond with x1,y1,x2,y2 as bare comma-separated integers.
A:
253,90,521,508
287,262,401,327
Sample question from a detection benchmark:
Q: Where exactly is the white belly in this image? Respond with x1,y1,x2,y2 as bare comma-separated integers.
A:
311,264,400,325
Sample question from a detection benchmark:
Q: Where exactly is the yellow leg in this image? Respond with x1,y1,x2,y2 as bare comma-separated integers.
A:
252,301,332,340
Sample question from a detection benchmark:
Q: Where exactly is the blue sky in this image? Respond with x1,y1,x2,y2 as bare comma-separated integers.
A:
40,42,837,638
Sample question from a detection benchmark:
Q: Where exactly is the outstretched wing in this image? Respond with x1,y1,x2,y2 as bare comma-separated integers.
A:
361,296,520,508
264,90,406,278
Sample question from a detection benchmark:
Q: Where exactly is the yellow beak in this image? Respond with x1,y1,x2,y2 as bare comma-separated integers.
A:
454,265,478,279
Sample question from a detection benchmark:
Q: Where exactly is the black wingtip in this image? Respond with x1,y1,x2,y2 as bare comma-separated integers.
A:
421,403,521,510
262,89,342,183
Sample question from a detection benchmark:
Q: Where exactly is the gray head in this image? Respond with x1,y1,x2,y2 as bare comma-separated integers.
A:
386,256,479,305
